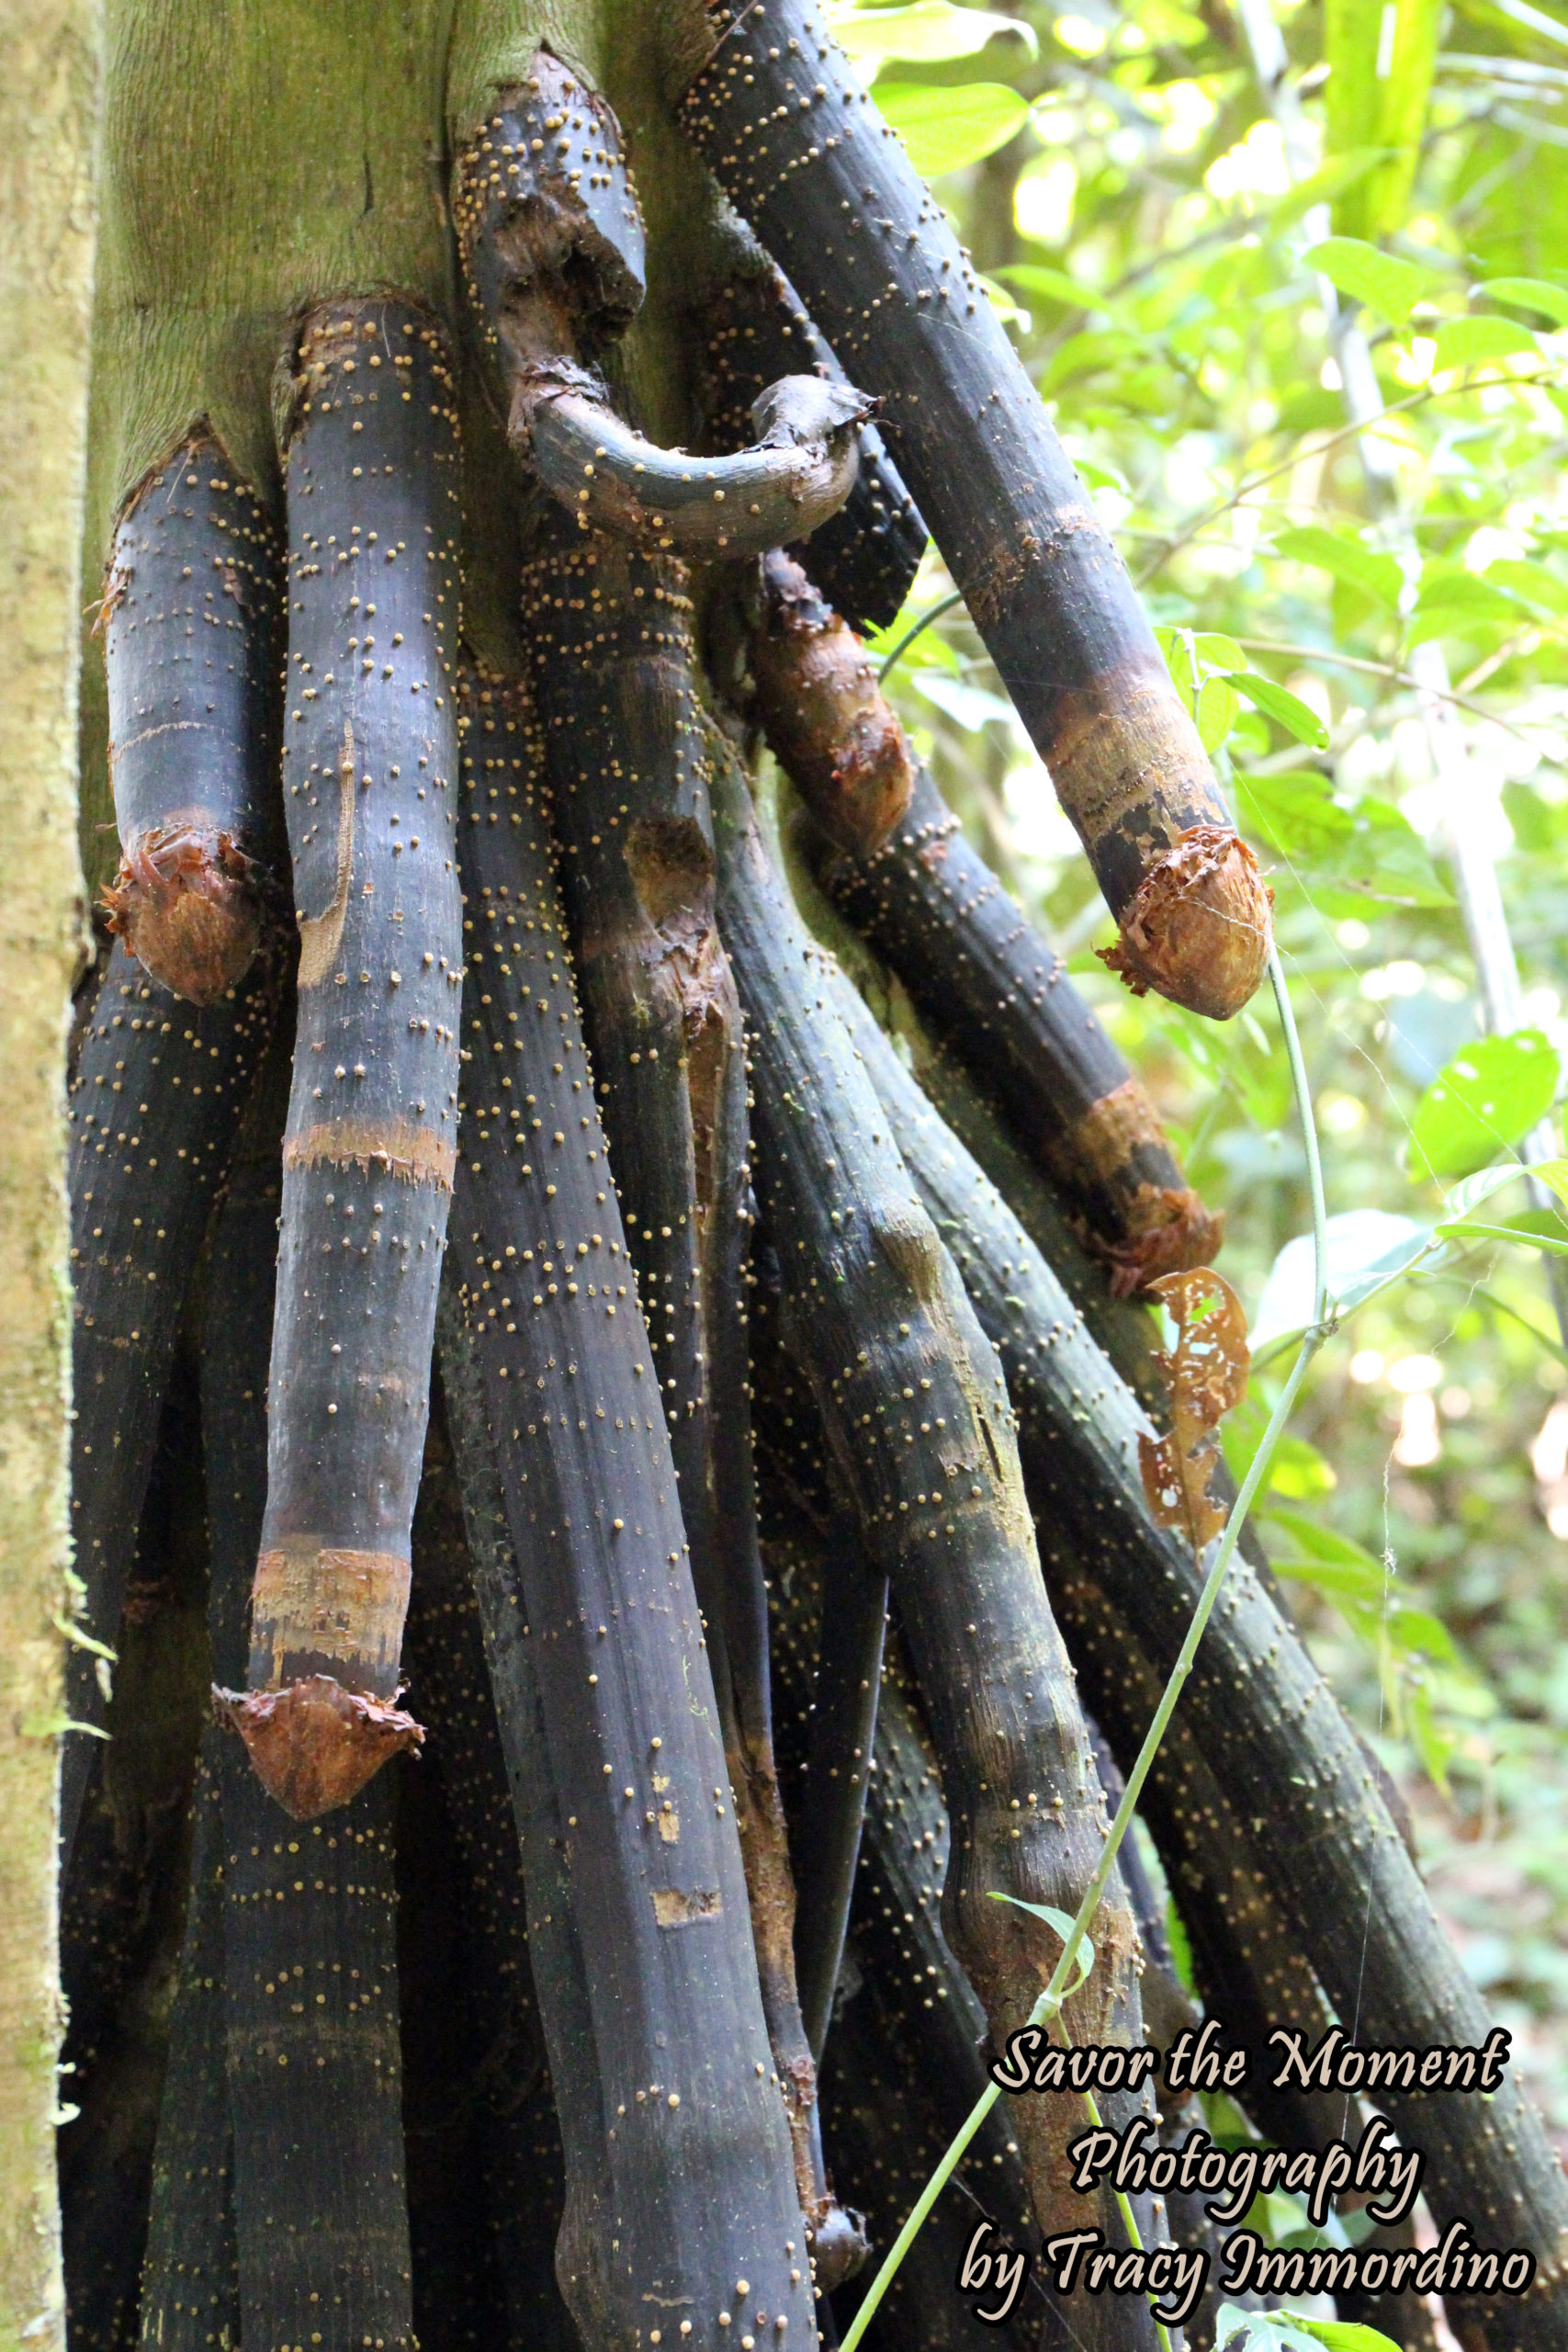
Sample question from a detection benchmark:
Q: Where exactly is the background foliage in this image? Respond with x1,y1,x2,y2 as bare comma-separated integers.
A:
828,0,1568,2154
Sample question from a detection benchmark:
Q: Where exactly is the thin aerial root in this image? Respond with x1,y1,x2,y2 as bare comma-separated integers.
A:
454,55,869,559
749,550,913,855
818,756,1223,1286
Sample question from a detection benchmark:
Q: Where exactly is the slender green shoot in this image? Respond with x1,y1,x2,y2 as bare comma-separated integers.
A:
837,946,1327,2352
876,586,966,681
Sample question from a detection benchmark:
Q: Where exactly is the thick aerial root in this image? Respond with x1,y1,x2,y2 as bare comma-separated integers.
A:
679,0,1273,1017
522,360,871,556
841,978,1568,2350
226,299,464,1810
522,538,864,2286
445,670,818,2351
63,938,279,1861
694,230,926,632
454,55,869,562
1098,822,1273,1023
711,741,1166,2347
103,822,264,1007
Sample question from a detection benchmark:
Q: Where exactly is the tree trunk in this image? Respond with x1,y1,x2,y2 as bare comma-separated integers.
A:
0,6,102,2347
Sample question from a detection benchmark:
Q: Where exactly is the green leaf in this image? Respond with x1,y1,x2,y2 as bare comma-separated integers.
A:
1251,1210,1434,1353
1481,559,1568,619
1274,525,1404,608
1443,1159,1568,1218
1230,672,1330,748
875,80,1031,175
1410,1031,1562,1181
994,263,1100,309
1269,148,1387,235
1431,314,1540,370
1269,2316,1407,2352
1198,673,1239,753
1236,772,1450,909
829,0,1037,69
987,1894,1096,2000
1415,568,1525,625
1194,630,1247,671
1478,275,1568,326
1215,2308,1330,2352
1304,237,1440,325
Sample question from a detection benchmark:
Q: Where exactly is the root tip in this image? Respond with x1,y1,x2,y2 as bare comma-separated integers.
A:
1100,826,1271,1019
213,1676,423,1818
104,825,263,1004
1105,1190,1227,1297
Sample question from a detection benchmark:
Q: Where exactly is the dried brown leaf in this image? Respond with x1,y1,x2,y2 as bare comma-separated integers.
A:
1138,1267,1250,1556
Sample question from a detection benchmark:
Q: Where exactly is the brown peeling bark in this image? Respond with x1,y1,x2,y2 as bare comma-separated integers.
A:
678,0,1273,1018
749,550,913,856
1099,823,1274,1022
101,435,284,1005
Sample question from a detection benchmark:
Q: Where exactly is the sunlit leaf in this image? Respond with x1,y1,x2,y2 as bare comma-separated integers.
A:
829,0,1037,70
1251,1212,1434,1354
1266,2316,1408,2352
1478,275,1568,326
875,80,1031,175
1432,313,1540,370
1269,148,1387,234
908,670,1014,729
1443,1159,1568,1218
994,262,1101,309
1194,630,1247,671
1236,772,1450,910
1198,672,1239,752
1410,1032,1561,1181
1414,568,1525,627
1304,237,1441,325
1480,559,1568,618
1229,672,1330,748
1273,525,1404,608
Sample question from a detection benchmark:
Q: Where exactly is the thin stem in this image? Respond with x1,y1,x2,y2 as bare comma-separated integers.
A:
839,946,1328,2352
1060,2021,1175,2352
1231,638,1551,736
1134,369,1560,588
876,587,966,681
